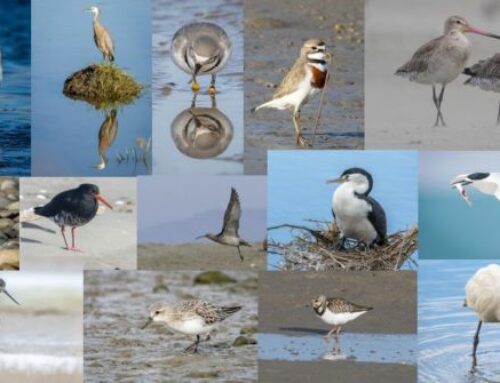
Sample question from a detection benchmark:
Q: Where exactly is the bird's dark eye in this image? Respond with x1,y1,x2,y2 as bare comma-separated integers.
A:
155,310,160,315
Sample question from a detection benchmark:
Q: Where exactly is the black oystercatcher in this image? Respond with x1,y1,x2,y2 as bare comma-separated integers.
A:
34,184,113,251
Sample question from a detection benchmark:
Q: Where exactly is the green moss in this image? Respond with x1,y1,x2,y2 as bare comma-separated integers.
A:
232,336,257,347
63,64,142,109
240,325,258,335
193,271,236,285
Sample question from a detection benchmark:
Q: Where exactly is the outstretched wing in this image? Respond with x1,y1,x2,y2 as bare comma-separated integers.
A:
221,188,241,237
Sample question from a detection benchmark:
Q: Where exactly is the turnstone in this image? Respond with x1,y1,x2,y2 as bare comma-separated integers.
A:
327,168,387,249
196,187,250,261
312,295,372,342
0,279,20,305
33,184,113,251
141,300,242,353
171,22,232,93
252,38,329,147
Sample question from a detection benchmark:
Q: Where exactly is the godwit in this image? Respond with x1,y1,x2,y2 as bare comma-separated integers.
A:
311,295,372,345
34,184,113,251
0,279,20,305
86,6,115,62
464,264,500,373
327,168,387,249
464,54,500,123
171,22,232,93
450,172,500,205
396,16,500,126
196,187,250,261
141,300,241,353
252,38,329,147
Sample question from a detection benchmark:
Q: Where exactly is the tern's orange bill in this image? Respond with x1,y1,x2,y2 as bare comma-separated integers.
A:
95,194,113,209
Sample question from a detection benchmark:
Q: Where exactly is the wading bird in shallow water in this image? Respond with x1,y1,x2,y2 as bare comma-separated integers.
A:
196,188,250,261
86,6,115,62
141,300,241,353
171,22,231,93
396,16,500,127
34,184,113,251
311,295,372,349
450,172,500,205
464,54,500,124
327,168,387,249
252,38,330,147
0,279,20,305
464,264,500,373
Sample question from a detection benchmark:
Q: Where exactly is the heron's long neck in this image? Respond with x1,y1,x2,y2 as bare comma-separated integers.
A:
93,13,100,23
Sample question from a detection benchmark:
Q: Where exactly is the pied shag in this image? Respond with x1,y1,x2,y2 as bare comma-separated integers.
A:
327,168,387,248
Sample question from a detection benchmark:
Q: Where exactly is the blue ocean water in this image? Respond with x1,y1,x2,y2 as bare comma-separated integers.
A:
0,0,31,175
31,0,152,176
267,150,418,269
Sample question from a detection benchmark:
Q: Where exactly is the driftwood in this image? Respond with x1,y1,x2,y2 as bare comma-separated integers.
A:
268,220,418,271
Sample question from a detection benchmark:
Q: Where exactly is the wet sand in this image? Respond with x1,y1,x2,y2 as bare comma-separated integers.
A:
245,0,364,174
366,0,500,149
84,270,258,382
259,271,416,334
138,242,266,270
260,360,416,383
20,178,137,271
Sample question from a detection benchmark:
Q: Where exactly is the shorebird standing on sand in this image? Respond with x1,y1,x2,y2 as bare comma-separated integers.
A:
0,279,20,305
86,6,115,62
196,187,250,261
141,300,241,353
171,22,232,94
251,38,330,147
34,184,113,251
396,16,500,127
464,54,500,124
311,295,372,345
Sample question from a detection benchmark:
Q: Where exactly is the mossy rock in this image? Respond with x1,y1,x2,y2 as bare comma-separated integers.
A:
240,325,258,335
193,271,236,285
232,336,257,347
63,64,142,109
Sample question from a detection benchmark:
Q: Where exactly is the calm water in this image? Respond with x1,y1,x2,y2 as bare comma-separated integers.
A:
419,260,500,383
153,0,243,175
0,0,30,175
267,150,418,269
259,333,417,364
31,0,151,176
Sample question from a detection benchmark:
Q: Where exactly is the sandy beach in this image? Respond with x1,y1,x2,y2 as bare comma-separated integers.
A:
244,0,364,174
20,178,137,271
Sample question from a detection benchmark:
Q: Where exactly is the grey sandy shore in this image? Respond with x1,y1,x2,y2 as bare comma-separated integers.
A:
138,242,266,270
84,271,258,382
245,0,364,174
260,360,416,383
20,178,137,271
259,271,416,334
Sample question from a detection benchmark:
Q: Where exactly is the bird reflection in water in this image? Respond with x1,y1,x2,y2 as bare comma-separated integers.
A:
322,338,348,361
171,93,233,159
96,108,118,169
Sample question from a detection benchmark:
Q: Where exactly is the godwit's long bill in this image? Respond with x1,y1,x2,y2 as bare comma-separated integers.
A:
396,16,500,126
464,54,500,124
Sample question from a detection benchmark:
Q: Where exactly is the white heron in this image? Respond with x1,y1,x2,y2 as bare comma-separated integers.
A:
464,264,500,373
450,172,500,205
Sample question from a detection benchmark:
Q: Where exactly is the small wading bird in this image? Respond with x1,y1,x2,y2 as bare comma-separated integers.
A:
141,300,241,353
251,38,330,147
86,6,115,62
34,184,113,251
171,22,231,93
196,188,250,261
464,54,500,124
311,295,372,347
450,172,500,206
0,279,20,305
464,264,500,373
395,16,500,127
327,168,387,249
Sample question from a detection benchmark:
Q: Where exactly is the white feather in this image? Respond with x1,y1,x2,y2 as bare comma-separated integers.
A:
465,264,500,323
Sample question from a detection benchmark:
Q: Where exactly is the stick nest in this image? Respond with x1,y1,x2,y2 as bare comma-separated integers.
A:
268,220,418,271
63,64,143,109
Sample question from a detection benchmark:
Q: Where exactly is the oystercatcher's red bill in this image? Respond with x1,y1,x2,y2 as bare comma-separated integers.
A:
95,194,113,209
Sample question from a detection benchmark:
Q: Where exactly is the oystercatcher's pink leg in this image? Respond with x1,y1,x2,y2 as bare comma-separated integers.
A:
60,226,69,250
69,227,82,252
